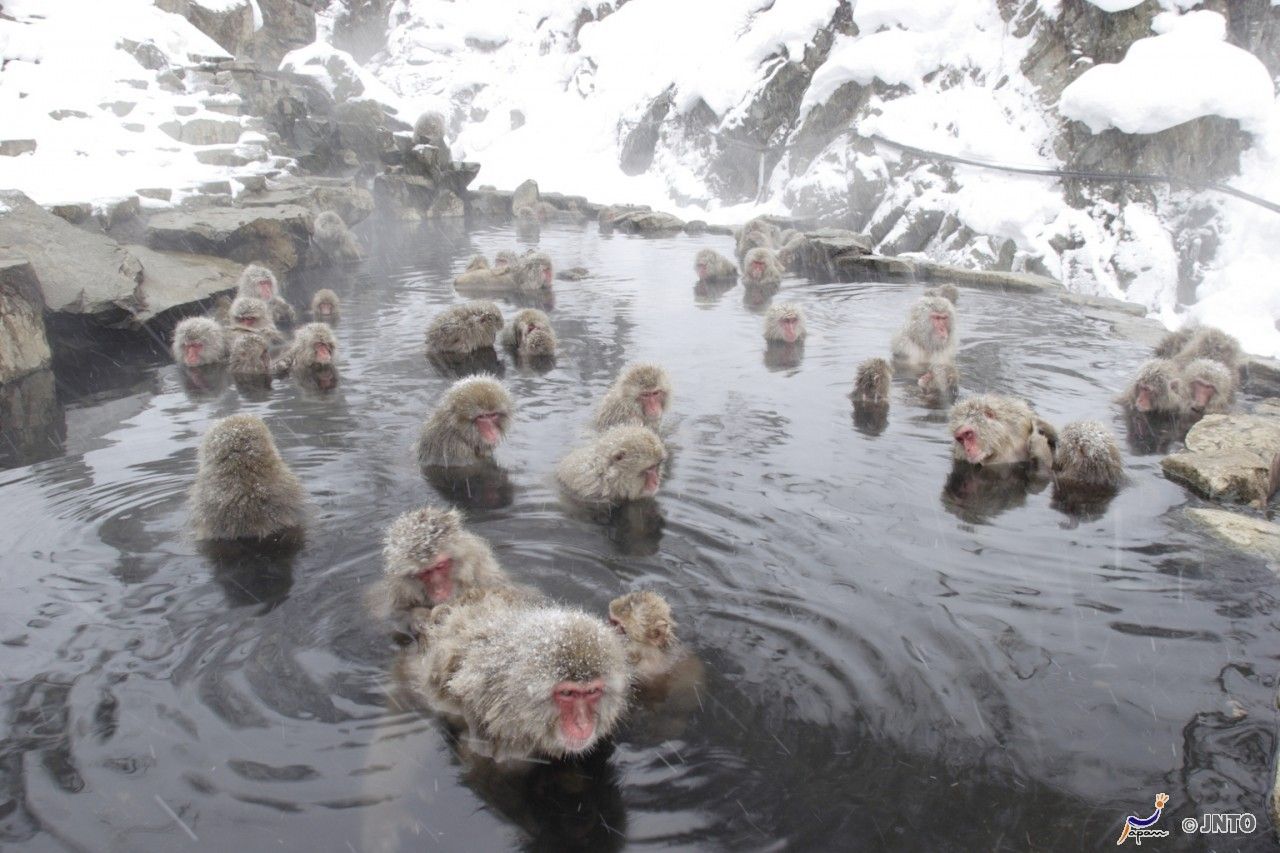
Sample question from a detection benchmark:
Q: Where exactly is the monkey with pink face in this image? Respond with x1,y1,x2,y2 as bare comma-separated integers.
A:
949,394,1056,470
171,317,229,368
892,296,956,370
415,375,513,468
237,264,295,328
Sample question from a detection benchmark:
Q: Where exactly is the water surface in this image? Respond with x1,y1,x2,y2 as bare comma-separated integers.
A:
1,221,1276,851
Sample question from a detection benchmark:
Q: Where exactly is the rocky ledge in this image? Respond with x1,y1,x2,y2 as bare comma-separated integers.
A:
1161,408,1280,505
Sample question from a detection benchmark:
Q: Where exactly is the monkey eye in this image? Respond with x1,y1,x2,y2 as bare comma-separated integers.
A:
612,451,626,461
983,409,995,419
585,686,603,697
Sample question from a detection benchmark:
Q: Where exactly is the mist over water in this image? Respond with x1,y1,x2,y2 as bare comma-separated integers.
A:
0,222,1275,851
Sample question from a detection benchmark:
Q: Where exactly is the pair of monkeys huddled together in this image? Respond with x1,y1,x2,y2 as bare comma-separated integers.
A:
171,263,341,389
187,361,684,762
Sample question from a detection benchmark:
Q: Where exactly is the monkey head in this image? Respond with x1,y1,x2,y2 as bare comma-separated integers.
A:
743,247,779,284
512,308,552,341
1182,358,1234,414
924,283,960,305
413,110,446,144
694,249,722,282
618,362,672,423
229,333,271,376
608,591,675,651
1053,420,1125,491
521,328,556,358
1127,359,1184,414
908,296,955,352
765,302,806,344
494,250,519,272
237,263,278,302
469,301,505,339
447,375,513,449
597,425,667,500
520,252,554,291
295,323,337,367
383,506,468,606
173,317,226,367
311,289,339,319
1183,327,1241,369
853,358,892,403
200,415,281,470
949,394,1034,466
229,296,271,332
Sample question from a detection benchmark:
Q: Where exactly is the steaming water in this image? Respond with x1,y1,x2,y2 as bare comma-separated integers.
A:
1,222,1276,851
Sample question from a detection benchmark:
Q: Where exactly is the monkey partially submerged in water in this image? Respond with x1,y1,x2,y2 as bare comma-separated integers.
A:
594,363,672,432
311,211,364,263
416,375,513,467
1119,359,1185,417
189,415,305,541
558,425,667,505
225,296,284,344
274,323,339,391
171,317,229,367
741,247,783,287
1182,357,1236,415
499,308,557,358
425,301,504,356
368,506,512,634
949,394,1055,469
236,263,295,328
891,296,956,370
310,289,340,323
403,591,630,763
694,249,737,283
1051,420,1126,519
763,302,807,344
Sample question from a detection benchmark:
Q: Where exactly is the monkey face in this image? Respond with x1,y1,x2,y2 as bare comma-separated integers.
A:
777,314,801,343
1188,379,1217,412
953,406,1005,465
638,388,666,419
183,340,205,366
312,340,333,365
472,412,507,445
553,679,605,751
414,554,454,604
317,300,334,316
256,279,274,300
539,262,553,287
929,311,951,342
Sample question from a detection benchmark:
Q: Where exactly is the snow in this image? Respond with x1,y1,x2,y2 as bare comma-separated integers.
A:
1059,11,1275,134
0,0,279,210
1082,0,1144,11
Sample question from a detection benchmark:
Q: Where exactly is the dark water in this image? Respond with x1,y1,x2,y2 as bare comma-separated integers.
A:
2,221,1277,852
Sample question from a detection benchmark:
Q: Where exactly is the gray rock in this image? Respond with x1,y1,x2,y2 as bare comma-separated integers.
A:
795,230,875,280
0,256,53,384
1186,508,1280,562
159,117,244,145
155,0,253,57
1161,412,1280,504
1059,292,1146,317
194,147,255,167
373,174,437,221
913,261,1062,294
0,191,144,321
102,196,141,229
49,203,93,224
427,190,466,219
137,188,173,201
48,109,90,121
1244,357,1280,397
512,179,540,212
146,204,312,270
606,210,685,234
100,101,137,117
0,140,37,157
125,245,243,324
470,189,513,219
0,368,63,468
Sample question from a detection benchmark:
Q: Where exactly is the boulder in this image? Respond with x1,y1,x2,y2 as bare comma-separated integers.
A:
156,0,253,56
1186,508,1280,563
427,191,465,219
250,0,318,68
0,192,144,323
0,140,37,157
239,177,374,225
372,174,436,220
512,179,540,212
159,117,245,145
470,188,513,219
49,203,93,224
146,204,313,270
0,369,64,469
1161,411,1280,504
605,210,685,234
598,204,650,229
125,246,243,325
912,261,1061,294
0,256,52,384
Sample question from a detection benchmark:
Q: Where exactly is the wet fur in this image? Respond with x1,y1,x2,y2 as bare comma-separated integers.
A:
853,358,892,404
172,317,229,366
236,264,295,327
312,211,364,263
189,415,305,540
694,249,737,283
763,302,807,343
949,394,1049,467
1053,420,1125,491
557,425,667,504
891,296,957,368
415,375,513,467
426,301,504,354
741,247,783,286
594,363,672,431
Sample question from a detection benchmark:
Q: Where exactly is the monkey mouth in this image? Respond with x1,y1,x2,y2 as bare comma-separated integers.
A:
642,466,661,495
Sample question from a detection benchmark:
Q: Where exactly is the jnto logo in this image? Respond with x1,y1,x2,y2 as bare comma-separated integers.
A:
1117,792,1170,846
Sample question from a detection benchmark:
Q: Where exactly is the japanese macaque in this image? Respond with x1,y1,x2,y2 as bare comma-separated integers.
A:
171,317,229,367
229,332,271,377
406,596,629,763
312,210,364,263
924,283,959,305
512,252,554,292
226,296,284,343
416,375,513,467
695,249,737,283
1182,357,1236,415
891,296,956,368
189,414,305,541
413,111,447,145
211,294,232,325
917,361,959,405
1051,420,1125,519
735,217,780,260
594,363,672,432
608,591,680,682
425,301,504,355
853,358,893,404
763,302,806,344
1119,358,1185,416
557,425,666,505
274,322,338,389
310,288,340,322
777,233,808,270
1156,325,1241,370
236,264,295,327
500,308,557,357
556,266,589,281
949,394,1055,468
742,247,783,287
368,506,510,633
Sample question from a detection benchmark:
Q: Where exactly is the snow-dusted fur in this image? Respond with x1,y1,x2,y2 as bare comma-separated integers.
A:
593,363,672,432
557,424,666,504
1053,420,1125,491
695,249,737,282
499,308,556,356
609,590,681,683
171,317,228,366
189,415,305,540
949,394,1052,467
763,302,807,343
891,296,956,368
741,247,783,286
236,264,295,327
1182,357,1236,414
312,211,363,263
415,375,513,467
425,301,504,354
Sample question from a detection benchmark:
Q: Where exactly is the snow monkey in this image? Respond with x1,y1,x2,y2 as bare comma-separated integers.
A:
512,251,554,292
1155,325,1241,370
368,506,510,632
608,590,681,683
229,333,271,378
949,394,1056,469
741,247,783,287
1182,357,1236,415
1053,420,1125,492
500,308,557,357
226,296,283,343
594,363,672,432
917,361,959,406
1119,359,1185,416
310,289,340,322
891,296,956,369
852,358,892,405
557,425,667,504
274,322,338,388
764,302,807,344
189,415,305,541
311,210,364,263
415,375,513,467
171,317,228,367
924,283,959,305
694,249,737,283
425,301,504,355
405,594,629,763
236,263,295,327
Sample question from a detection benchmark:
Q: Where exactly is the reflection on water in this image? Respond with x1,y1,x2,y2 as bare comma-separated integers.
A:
0,222,1276,851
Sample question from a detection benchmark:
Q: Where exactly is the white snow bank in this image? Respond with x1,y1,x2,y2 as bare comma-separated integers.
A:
1082,0,1143,11
0,0,279,209
280,41,406,111
1059,11,1275,134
